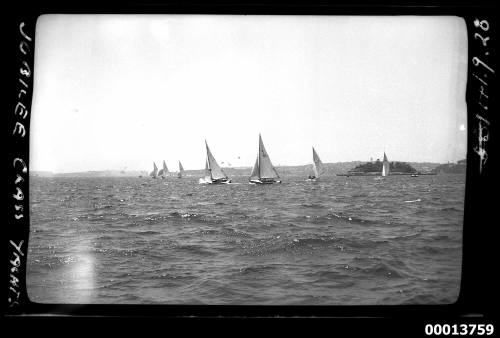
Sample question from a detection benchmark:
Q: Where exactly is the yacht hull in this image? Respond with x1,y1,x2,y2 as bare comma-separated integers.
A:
249,179,281,184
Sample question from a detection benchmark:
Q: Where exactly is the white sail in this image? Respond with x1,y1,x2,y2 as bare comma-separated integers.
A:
163,161,169,176
312,147,324,178
178,161,184,178
249,156,260,181
205,141,228,180
258,134,279,179
382,152,390,177
204,158,211,181
150,162,158,178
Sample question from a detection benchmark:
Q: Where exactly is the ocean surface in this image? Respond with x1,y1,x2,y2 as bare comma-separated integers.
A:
27,174,465,305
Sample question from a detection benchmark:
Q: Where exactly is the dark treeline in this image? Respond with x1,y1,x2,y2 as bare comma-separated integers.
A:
349,160,418,173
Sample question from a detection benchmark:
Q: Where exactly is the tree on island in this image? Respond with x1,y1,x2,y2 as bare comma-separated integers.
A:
349,160,417,173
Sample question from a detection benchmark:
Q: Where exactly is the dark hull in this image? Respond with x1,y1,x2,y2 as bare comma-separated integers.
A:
211,179,231,184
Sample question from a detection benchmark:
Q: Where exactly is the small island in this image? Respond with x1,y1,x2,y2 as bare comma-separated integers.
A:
338,158,424,176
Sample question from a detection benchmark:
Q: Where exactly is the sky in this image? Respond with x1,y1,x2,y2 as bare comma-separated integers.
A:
30,15,468,173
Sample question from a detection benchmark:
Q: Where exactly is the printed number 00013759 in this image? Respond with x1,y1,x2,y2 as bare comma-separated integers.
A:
424,324,494,336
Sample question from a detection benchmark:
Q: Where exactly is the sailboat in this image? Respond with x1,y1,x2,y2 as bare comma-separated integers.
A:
381,152,390,177
199,140,231,184
158,160,169,179
249,134,282,184
150,162,158,179
177,161,184,178
307,147,325,181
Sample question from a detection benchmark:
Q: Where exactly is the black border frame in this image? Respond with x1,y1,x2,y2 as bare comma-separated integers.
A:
5,0,498,332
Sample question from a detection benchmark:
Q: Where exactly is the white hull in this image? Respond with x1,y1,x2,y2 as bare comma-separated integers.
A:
199,178,232,185
249,179,281,184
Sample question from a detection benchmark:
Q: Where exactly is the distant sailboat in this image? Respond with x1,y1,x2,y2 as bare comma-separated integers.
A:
150,162,158,179
158,160,169,179
177,161,184,178
249,134,281,184
382,152,390,177
307,147,325,181
199,140,231,184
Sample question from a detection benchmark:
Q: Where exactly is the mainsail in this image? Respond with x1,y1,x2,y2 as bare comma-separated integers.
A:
382,152,390,177
258,134,280,179
158,160,168,177
249,134,280,182
163,161,169,177
205,140,228,181
150,162,158,178
178,161,184,178
312,147,325,178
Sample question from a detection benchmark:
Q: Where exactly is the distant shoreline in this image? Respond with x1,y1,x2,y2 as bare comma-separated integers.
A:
30,161,453,178
337,172,437,176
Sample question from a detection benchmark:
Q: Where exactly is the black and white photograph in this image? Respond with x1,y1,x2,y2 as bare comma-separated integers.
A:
25,14,469,306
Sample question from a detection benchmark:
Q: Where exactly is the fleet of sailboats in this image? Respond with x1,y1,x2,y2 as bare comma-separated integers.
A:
249,134,281,184
146,136,395,182
149,160,183,179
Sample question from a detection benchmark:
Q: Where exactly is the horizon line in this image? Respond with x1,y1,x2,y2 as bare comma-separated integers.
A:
31,158,465,175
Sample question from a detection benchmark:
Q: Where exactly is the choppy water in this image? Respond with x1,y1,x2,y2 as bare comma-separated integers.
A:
27,174,464,305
